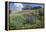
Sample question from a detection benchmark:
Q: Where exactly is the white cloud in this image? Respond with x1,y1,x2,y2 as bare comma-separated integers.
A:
14,3,24,11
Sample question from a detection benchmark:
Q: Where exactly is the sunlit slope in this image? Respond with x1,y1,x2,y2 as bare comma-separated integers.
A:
10,8,44,16
10,10,39,16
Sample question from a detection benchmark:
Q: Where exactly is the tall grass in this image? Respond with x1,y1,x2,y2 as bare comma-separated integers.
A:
9,9,44,29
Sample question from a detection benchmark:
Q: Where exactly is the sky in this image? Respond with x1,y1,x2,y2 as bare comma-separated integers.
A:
7,3,44,11
23,4,44,7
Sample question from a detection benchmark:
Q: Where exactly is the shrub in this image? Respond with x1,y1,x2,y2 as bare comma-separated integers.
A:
9,14,26,29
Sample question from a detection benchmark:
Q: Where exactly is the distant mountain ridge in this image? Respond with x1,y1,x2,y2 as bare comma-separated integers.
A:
22,6,42,10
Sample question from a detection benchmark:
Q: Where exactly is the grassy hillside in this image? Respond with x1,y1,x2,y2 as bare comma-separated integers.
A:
9,8,44,30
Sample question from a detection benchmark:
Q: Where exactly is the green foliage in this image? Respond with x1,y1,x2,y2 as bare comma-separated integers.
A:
9,8,44,29
9,14,27,29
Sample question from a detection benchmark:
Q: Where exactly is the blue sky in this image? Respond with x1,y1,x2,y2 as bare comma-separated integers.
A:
7,3,44,11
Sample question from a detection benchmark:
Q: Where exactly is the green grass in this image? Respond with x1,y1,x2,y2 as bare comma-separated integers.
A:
9,9,44,30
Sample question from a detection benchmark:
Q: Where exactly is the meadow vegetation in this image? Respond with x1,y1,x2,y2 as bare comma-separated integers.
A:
9,8,44,30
